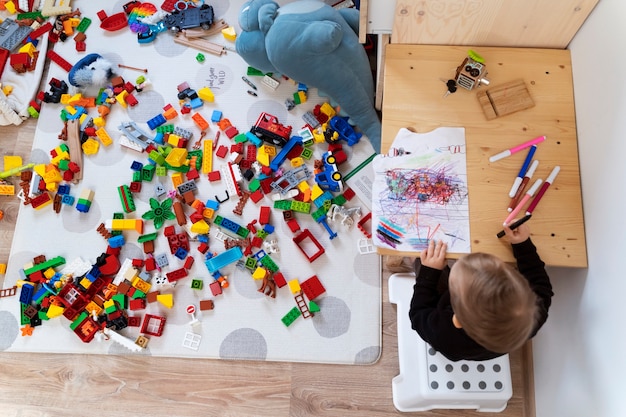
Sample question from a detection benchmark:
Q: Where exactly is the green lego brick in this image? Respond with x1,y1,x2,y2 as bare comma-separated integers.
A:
281,306,301,327
76,17,92,32
112,293,127,309
23,256,65,276
138,232,158,243
70,311,89,330
156,166,168,176
290,200,310,214
257,230,268,239
191,279,203,290
260,255,278,273
38,310,50,321
142,164,156,181
273,200,292,211
248,179,260,192
156,124,175,133
149,150,166,166
311,207,326,222
234,133,248,143
20,303,31,325
300,147,313,160
131,289,146,299
332,195,347,206
245,257,257,270
309,300,320,313
132,170,142,182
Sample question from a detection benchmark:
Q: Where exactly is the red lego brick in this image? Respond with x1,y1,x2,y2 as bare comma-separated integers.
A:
342,187,356,201
301,275,326,300
184,256,194,269
258,206,270,224
249,189,264,203
207,170,221,181
129,298,146,310
273,271,287,288
215,145,228,159
166,267,188,282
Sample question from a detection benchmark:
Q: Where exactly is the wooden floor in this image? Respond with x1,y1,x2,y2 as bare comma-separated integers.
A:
0,118,534,417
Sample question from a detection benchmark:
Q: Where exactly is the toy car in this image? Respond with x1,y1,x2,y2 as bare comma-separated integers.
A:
250,112,292,147
164,4,214,33
328,116,362,146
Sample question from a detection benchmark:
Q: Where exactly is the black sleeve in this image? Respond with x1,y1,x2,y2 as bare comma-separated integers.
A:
408,265,452,344
512,238,554,337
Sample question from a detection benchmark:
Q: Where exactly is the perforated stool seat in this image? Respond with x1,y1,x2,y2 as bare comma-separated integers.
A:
389,273,513,413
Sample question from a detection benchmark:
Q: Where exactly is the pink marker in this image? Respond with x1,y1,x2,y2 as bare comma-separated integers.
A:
489,136,546,163
526,166,560,215
503,179,543,225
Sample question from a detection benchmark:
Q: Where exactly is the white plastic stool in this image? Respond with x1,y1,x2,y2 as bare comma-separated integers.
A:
389,273,513,413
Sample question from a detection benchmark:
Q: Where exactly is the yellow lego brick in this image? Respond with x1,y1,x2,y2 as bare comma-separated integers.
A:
103,299,115,310
46,304,65,319
156,293,174,309
80,277,92,289
78,113,88,125
33,163,46,177
288,279,301,295
190,219,209,234
93,116,106,127
198,86,214,102
51,151,70,165
256,150,270,166
4,1,17,14
202,139,213,173
67,93,83,105
45,181,58,192
85,301,102,316
263,144,276,156
0,184,15,195
0,264,6,274
82,138,100,155
116,90,129,108
96,127,113,146
2,85,13,95
319,102,336,119
171,172,184,189
290,157,304,167
252,267,268,280
4,155,22,170
43,267,56,279
60,94,71,105
297,181,310,193
43,168,62,184
132,277,151,294
221,25,237,41
165,147,187,167
310,184,324,201
202,207,214,219
64,105,77,115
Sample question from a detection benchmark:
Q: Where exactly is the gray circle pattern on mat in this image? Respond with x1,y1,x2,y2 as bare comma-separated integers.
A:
220,327,267,360
61,197,102,233
195,62,234,97
312,296,350,338
127,90,166,124
0,311,19,350
353,253,381,288
232,268,265,300
354,345,381,364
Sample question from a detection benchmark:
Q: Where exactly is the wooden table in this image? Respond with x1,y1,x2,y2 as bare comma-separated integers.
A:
380,45,587,267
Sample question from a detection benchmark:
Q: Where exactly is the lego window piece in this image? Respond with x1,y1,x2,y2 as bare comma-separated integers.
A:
292,229,325,263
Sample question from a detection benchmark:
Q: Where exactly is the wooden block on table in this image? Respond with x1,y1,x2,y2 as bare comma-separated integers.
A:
476,79,534,120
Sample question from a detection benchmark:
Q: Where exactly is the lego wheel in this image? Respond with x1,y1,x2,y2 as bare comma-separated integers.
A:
326,155,336,165
332,171,342,182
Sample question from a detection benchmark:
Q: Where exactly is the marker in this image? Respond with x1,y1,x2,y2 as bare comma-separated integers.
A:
508,159,539,211
489,136,546,163
247,90,257,97
242,76,257,90
503,178,542,225
508,145,537,198
526,166,560,215
497,214,532,238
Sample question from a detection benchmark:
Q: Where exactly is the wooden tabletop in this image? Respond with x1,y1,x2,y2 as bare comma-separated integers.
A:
380,44,587,267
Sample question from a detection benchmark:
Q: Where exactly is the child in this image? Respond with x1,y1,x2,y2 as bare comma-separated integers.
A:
409,222,553,361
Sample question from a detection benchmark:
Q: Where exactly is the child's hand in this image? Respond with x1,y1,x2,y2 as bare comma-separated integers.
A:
420,240,448,270
503,222,530,244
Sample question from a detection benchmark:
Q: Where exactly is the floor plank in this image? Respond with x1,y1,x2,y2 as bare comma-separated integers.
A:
0,118,532,417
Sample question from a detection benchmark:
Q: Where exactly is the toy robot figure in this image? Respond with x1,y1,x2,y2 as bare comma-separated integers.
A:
454,50,490,91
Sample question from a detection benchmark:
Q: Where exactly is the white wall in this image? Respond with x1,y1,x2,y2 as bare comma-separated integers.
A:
533,1,626,416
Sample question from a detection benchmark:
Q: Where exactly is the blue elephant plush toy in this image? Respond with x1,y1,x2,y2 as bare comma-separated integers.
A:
235,0,382,152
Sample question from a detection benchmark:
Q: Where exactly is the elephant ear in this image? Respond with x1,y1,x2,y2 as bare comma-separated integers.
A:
238,0,277,31
258,2,279,34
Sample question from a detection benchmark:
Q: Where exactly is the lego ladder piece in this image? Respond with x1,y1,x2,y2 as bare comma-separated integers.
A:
0,286,18,298
294,292,313,319
66,119,83,183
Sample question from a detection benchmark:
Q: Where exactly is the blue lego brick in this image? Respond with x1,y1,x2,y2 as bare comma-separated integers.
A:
57,184,71,195
19,283,35,305
174,247,188,260
147,114,166,130
108,234,126,248
204,247,243,274
211,110,222,122
61,194,75,205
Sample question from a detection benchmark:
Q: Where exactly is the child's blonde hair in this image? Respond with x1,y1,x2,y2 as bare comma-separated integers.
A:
449,253,538,353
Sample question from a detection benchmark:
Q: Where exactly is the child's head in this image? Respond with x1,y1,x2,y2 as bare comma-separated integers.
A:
448,253,538,353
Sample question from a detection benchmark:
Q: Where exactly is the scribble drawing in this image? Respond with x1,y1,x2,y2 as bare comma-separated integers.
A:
374,161,470,252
